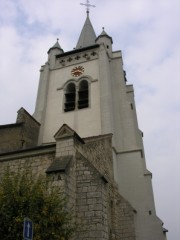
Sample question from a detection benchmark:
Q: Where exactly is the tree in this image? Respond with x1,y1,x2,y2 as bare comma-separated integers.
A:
0,168,75,240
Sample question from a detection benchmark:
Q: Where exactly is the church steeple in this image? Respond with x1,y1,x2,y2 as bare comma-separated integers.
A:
76,10,96,48
32,6,167,239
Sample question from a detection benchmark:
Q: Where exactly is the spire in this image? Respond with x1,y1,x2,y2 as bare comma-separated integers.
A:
52,38,62,49
100,27,108,36
76,1,96,49
76,14,96,49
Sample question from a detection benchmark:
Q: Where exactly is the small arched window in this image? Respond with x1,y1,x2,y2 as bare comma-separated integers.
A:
64,83,76,112
78,80,89,109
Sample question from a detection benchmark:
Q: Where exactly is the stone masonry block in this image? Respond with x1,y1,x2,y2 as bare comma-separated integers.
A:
85,211,95,217
89,230,104,238
87,192,102,198
89,204,103,211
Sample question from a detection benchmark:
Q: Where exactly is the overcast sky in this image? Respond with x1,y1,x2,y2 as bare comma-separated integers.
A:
0,0,179,239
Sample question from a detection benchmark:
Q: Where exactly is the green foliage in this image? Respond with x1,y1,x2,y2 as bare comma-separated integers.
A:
0,168,75,240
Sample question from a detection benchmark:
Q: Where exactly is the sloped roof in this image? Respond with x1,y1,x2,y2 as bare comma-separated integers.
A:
47,39,63,54
46,155,72,173
76,15,96,49
96,28,113,44
52,41,61,48
54,124,85,144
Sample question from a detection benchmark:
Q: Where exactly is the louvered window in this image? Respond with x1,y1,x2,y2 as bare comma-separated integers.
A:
64,83,76,112
78,80,89,109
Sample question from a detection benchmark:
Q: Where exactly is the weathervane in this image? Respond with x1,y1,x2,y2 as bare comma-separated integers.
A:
80,0,96,15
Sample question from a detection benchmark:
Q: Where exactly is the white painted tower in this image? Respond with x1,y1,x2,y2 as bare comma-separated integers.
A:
33,9,167,240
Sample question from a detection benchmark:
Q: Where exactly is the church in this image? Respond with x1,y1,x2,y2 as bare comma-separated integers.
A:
0,4,167,240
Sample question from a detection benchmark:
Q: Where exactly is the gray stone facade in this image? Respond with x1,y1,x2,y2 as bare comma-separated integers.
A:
0,124,136,240
0,108,40,153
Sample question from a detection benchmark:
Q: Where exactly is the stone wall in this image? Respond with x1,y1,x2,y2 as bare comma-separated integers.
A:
16,108,40,148
0,108,40,154
78,134,114,181
0,123,23,153
74,132,136,240
0,125,136,240
109,186,136,240
0,149,54,177
76,152,109,240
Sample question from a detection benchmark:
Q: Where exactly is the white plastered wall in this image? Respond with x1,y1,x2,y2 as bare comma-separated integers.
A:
42,59,102,143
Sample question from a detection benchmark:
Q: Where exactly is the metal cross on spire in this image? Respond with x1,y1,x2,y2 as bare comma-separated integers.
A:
80,0,96,15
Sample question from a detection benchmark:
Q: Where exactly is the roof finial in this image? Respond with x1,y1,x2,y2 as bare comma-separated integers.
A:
57,38,59,42
80,0,96,16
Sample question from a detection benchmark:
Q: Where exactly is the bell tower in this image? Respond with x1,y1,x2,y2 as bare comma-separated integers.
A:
33,8,166,240
33,10,105,144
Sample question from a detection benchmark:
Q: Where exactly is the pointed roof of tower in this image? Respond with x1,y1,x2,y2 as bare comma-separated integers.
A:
52,40,61,49
48,39,63,54
76,14,96,49
96,27,113,44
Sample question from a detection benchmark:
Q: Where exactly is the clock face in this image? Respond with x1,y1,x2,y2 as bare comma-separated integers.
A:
71,66,84,77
